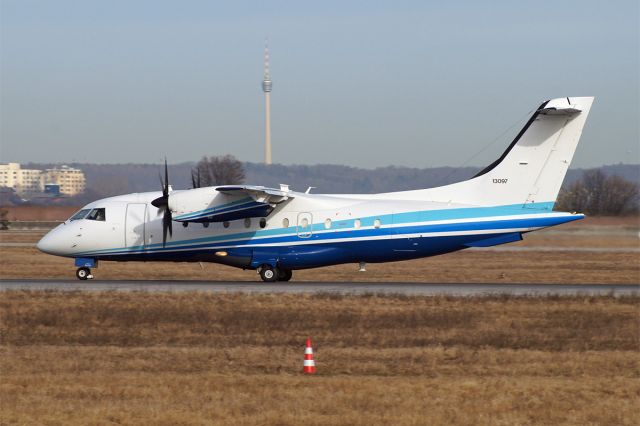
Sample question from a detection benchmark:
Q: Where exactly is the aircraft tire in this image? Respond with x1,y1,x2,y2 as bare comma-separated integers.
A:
76,267,90,281
277,268,293,282
259,265,278,283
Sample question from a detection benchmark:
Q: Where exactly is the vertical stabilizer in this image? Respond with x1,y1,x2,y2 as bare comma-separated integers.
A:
418,97,594,209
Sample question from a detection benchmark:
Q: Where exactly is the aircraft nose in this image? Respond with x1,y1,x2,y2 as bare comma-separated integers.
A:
37,227,67,255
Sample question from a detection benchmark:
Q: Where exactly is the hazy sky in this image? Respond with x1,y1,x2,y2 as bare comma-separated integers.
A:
1,0,638,168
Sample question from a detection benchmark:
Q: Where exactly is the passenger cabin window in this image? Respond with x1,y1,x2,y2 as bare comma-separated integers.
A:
374,219,381,229
86,208,106,221
70,209,91,221
324,219,332,229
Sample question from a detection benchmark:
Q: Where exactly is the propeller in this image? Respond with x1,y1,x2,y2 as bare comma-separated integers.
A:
191,167,201,189
151,159,172,247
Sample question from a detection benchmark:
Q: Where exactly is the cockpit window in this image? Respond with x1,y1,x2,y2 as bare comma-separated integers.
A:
70,209,91,221
86,208,106,221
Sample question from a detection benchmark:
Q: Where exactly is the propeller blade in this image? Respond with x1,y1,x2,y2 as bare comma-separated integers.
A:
162,216,168,247
191,168,202,189
154,158,172,247
151,196,166,208
163,158,169,197
162,208,173,247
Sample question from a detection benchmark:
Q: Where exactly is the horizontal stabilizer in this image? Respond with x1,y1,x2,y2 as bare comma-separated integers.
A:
538,106,582,115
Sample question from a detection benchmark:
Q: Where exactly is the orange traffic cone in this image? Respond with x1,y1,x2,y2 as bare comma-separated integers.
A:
303,338,316,374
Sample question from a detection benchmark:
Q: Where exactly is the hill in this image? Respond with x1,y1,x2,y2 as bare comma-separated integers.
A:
7,162,638,206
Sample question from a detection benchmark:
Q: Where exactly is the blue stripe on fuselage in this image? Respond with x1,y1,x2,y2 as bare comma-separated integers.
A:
82,202,558,256
77,204,579,258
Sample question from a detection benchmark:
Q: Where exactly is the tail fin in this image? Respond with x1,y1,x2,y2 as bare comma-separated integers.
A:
423,96,594,209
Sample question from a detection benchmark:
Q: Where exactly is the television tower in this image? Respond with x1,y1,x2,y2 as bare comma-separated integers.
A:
262,39,272,165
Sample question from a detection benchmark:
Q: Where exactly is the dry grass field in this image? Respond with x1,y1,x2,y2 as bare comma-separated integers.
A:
1,291,638,425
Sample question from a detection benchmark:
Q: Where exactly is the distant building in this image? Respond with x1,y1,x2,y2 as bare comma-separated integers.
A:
43,165,86,196
0,163,85,197
0,163,42,196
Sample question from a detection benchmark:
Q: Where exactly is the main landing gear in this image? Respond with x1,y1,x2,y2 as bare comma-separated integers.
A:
259,265,293,283
76,267,94,280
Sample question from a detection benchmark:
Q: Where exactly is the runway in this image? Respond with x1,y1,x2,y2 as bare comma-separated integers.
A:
0,280,637,296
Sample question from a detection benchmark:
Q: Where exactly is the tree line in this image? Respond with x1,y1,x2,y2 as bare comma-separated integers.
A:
2,156,637,216
555,169,639,215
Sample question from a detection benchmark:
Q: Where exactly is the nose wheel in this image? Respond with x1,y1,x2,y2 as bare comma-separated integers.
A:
76,267,94,280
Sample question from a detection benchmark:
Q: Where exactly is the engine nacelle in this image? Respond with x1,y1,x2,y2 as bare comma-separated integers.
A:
168,187,273,223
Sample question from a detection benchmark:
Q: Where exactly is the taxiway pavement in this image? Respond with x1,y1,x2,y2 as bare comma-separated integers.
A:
0,280,637,296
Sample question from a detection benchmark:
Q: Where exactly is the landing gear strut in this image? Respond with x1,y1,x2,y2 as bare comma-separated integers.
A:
76,267,93,280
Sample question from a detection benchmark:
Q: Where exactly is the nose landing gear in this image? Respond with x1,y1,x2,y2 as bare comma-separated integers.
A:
74,258,97,280
76,267,94,280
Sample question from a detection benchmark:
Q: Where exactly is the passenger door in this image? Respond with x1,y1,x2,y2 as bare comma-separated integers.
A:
125,203,147,248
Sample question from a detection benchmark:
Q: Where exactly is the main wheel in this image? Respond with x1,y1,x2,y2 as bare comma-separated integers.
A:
277,268,293,282
259,265,278,282
76,267,90,280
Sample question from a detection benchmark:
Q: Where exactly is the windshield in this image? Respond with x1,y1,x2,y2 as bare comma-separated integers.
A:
69,209,91,221
69,208,106,222
86,208,106,221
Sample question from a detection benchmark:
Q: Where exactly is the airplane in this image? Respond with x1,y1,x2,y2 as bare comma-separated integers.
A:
37,96,594,282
